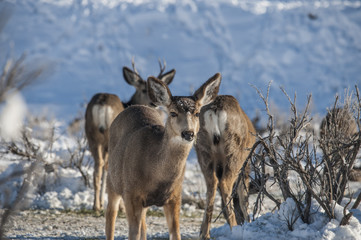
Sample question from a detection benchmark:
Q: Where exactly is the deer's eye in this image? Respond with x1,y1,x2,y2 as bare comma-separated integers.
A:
195,112,200,117
170,112,178,118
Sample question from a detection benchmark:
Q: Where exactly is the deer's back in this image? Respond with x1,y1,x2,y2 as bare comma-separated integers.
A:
108,105,165,193
199,95,254,145
109,105,163,148
196,95,255,167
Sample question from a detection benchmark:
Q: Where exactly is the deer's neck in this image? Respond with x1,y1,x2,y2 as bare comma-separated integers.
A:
158,128,193,175
124,91,147,108
122,99,133,108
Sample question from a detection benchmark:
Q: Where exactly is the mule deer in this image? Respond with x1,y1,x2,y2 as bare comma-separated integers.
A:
85,60,175,211
122,60,176,108
195,95,256,239
105,73,221,240
320,107,360,182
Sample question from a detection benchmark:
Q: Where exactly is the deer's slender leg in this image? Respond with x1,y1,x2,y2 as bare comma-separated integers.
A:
140,207,148,240
164,196,181,240
100,151,109,209
199,162,218,240
219,176,237,229
93,144,104,211
105,186,121,240
125,197,146,240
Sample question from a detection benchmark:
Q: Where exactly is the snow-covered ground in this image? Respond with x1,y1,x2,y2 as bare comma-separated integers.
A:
1,0,361,239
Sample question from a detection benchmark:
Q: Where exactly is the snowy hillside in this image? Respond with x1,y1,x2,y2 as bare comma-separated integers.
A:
1,0,361,121
1,0,361,239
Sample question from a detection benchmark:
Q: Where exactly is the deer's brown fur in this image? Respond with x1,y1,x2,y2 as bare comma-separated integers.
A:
85,93,124,212
106,73,221,240
195,95,256,239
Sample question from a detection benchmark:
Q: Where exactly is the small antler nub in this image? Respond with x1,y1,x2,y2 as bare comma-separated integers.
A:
157,58,167,78
131,57,139,74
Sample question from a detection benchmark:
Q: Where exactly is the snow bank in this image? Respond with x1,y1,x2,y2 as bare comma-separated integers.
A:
212,198,361,240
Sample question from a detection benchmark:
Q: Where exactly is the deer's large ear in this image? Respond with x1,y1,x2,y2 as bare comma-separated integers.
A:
147,76,172,107
193,73,221,107
159,69,176,85
123,66,144,88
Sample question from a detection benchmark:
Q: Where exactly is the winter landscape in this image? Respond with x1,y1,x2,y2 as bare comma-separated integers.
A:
1,0,361,239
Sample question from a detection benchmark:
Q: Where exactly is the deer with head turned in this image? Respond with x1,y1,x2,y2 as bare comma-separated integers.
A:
195,95,256,239
105,73,222,240
85,60,175,212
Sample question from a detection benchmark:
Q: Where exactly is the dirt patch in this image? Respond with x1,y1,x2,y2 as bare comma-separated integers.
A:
2,209,226,239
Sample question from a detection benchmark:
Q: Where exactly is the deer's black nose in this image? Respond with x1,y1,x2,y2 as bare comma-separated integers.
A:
182,131,194,141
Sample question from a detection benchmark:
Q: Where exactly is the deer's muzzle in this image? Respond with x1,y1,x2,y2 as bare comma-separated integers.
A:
181,131,194,141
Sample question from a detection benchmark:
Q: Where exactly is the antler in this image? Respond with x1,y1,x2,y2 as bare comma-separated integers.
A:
131,57,139,75
157,58,167,78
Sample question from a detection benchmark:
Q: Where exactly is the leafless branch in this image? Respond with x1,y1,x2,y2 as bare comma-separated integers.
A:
66,132,91,187
0,54,49,103
0,155,42,239
351,191,361,210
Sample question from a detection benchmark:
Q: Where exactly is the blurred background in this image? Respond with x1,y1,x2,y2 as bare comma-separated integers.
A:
1,0,360,122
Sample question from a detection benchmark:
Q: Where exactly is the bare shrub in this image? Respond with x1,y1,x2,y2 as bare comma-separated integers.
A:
0,127,46,239
64,115,92,188
0,160,42,239
0,8,52,237
319,92,361,204
0,29,53,240
235,83,361,231
0,113,93,238
0,54,47,102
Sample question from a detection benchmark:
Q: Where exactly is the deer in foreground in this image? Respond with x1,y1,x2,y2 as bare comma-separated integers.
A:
105,73,222,240
195,95,256,239
85,60,175,211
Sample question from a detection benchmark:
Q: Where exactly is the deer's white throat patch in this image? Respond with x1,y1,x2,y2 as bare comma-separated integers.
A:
170,135,193,145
